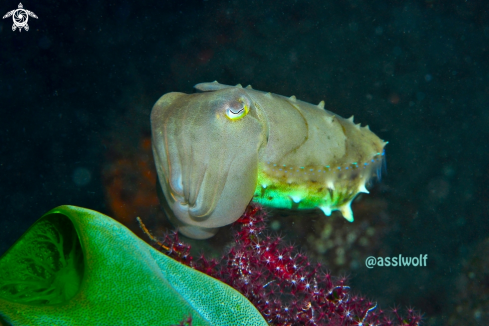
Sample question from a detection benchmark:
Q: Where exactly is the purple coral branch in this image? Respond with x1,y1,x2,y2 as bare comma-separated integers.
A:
141,205,423,326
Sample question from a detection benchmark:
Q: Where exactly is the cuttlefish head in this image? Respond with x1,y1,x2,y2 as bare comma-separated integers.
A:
151,87,265,239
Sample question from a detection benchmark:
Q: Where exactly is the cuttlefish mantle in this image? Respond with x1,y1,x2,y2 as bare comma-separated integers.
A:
151,81,387,239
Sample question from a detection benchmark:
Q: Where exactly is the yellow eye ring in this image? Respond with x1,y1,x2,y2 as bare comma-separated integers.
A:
226,104,249,120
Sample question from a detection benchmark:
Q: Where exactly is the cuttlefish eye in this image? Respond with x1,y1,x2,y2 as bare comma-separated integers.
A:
225,99,249,120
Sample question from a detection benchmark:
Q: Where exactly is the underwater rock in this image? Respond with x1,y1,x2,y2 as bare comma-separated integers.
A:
0,206,266,326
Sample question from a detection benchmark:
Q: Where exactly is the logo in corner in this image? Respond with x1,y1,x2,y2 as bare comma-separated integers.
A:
3,3,38,32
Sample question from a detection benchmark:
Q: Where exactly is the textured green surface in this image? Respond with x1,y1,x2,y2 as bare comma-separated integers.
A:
0,206,267,326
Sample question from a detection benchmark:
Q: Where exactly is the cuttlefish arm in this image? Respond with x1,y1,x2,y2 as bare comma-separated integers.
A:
151,88,264,239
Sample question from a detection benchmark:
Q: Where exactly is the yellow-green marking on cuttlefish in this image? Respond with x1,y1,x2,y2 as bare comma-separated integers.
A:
251,151,385,222
225,99,250,120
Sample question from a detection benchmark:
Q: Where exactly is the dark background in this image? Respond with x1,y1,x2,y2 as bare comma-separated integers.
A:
1,0,489,325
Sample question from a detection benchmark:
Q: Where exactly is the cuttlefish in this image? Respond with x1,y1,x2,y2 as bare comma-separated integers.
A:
151,82,386,239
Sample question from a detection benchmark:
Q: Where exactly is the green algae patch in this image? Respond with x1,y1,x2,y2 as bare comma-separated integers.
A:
0,206,267,326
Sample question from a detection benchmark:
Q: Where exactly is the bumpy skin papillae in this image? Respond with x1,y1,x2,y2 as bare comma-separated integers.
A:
151,82,386,239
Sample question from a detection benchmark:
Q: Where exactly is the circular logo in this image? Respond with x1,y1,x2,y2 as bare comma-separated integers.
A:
13,9,28,28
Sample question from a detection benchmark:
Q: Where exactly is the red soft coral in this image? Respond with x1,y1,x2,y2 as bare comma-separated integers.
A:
140,204,423,326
